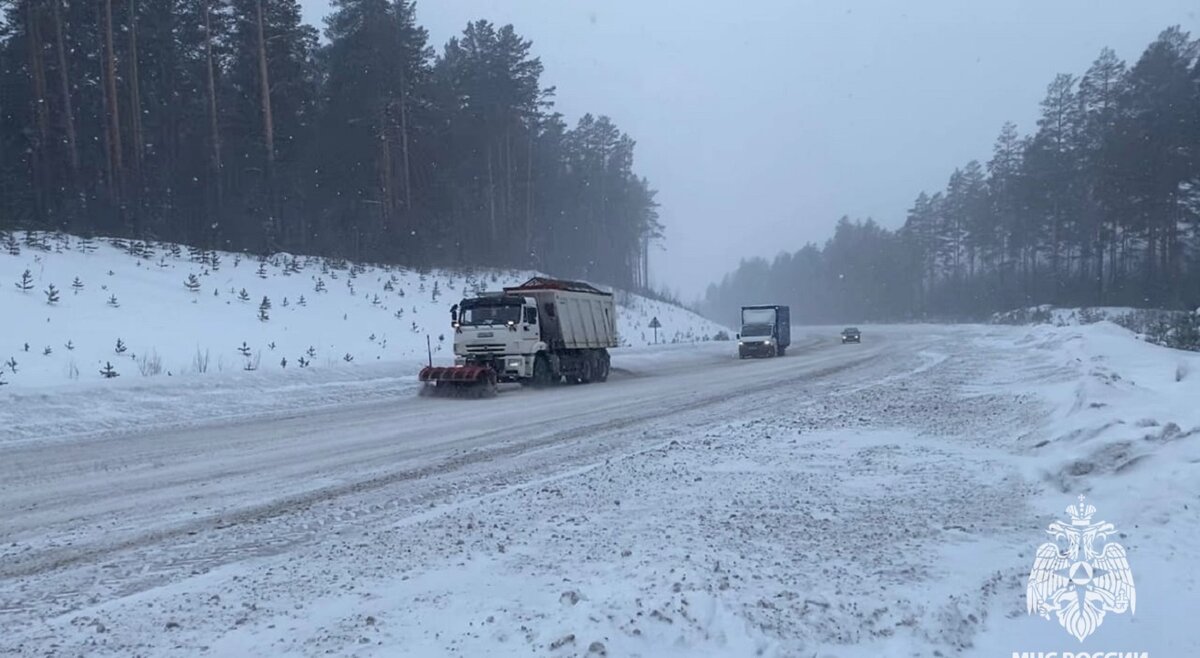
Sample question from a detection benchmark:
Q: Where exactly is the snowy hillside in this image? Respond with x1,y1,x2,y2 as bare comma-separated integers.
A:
0,232,728,389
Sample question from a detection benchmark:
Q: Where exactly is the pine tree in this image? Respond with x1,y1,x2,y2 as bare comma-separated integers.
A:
115,338,127,354
185,273,202,292
15,270,34,292
258,296,271,321
100,362,119,378
45,284,60,304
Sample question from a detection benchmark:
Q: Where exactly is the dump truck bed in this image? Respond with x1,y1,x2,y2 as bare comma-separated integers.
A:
504,278,618,350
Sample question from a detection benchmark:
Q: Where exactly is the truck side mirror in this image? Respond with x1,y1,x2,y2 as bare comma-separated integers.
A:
735,333,740,339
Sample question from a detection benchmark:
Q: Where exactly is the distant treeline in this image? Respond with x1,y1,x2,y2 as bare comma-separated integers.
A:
703,27,1200,326
0,1,661,291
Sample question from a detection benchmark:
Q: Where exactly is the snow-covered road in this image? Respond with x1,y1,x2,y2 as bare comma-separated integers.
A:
3,325,1198,657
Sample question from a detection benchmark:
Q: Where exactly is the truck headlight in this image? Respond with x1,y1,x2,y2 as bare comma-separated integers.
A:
764,339,772,345
507,359,521,369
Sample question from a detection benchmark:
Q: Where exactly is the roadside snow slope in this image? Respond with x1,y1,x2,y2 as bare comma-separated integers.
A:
0,233,726,393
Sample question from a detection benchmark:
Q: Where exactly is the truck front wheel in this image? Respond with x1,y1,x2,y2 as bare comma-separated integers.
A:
532,354,553,388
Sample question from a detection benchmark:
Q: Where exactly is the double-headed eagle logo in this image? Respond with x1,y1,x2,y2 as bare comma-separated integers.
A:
1026,495,1136,642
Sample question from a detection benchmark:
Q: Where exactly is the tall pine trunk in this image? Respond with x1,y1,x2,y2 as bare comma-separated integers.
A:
487,143,497,253
51,0,79,184
254,0,277,247
25,0,50,222
202,0,223,225
524,129,534,259
379,103,394,235
101,0,123,210
398,83,412,216
127,0,144,233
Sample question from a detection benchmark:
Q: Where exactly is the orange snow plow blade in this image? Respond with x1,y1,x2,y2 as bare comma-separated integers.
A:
418,365,497,398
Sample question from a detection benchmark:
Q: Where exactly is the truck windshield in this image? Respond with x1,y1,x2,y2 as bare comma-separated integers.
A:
741,323,773,337
741,308,776,325
460,304,522,326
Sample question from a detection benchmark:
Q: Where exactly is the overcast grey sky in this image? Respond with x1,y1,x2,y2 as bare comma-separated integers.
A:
299,0,1197,300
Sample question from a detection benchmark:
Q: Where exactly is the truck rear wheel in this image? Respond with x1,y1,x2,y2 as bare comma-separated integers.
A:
596,351,610,382
577,356,594,384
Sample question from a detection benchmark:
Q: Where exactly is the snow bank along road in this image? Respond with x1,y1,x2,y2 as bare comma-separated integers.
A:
3,325,1197,656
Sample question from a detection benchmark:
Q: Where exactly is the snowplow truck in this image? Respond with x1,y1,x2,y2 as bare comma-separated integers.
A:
419,277,618,394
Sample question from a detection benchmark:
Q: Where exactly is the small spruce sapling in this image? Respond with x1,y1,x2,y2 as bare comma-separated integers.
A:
306,346,316,358
258,296,271,322
280,357,287,369
268,341,276,351
15,269,34,292
71,277,84,294
298,295,307,307
281,297,289,308
107,294,120,307
315,278,326,293
43,346,52,356
371,294,381,306
45,284,60,304
185,274,201,292
65,340,74,351
238,342,252,357
100,362,119,378
238,288,251,302
298,356,309,368
431,281,440,302
257,261,268,279
115,338,127,354
343,353,354,363
5,357,17,373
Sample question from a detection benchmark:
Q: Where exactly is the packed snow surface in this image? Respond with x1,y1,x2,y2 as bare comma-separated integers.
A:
2,296,1198,653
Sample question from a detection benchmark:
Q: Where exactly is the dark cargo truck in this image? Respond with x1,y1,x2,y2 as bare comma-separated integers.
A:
737,305,790,358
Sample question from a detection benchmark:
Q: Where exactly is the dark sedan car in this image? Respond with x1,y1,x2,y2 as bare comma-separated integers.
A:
841,327,861,343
